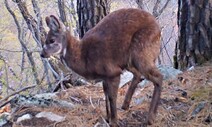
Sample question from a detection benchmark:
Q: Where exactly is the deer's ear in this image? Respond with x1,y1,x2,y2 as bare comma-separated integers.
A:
45,15,60,32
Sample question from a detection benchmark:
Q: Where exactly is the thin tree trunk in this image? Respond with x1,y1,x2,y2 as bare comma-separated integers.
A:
5,0,40,85
136,0,171,18
135,0,144,9
31,0,53,89
12,0,69,90
136,0,171,65
68,0,79,36
153,0,170,18
31,0,46,44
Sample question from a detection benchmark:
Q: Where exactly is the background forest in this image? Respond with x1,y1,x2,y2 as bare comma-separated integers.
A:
0,0,211,127
0,0,178,94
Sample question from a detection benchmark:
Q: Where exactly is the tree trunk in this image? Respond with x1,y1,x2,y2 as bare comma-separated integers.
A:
135,0,144,9
136,0,171,18
175,0,212,70
58,0,68,26
77,0,109,38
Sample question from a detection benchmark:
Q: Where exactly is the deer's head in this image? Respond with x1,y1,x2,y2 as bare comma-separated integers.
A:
40,15,66,58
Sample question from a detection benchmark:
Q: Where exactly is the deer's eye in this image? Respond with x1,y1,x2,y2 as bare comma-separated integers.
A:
49,39,55,44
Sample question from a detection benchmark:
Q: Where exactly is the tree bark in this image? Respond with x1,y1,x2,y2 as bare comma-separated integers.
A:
152,0,170,18
135,0,144,9
31,0,46,44
136,0,171,18
175,0,212,70
14,0,46,46
77,0,109,38
68,0,79,36
58,0,68,26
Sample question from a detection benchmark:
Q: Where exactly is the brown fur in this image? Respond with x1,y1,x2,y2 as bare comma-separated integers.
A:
41,8,163,127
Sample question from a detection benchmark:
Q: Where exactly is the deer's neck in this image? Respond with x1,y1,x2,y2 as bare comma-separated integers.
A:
61,32,86,75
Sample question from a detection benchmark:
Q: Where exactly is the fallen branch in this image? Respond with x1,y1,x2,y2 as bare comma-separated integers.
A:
9,94,75,109
101,115,110,127
89,96,96,109
52,73,92,92
53,74,72,92
0,84,36,108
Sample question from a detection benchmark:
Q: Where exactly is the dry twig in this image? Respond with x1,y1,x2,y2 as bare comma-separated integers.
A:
0,84,36,108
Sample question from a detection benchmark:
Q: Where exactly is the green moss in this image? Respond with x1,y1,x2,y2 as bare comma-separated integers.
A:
0,60,4,68
191,86,212,101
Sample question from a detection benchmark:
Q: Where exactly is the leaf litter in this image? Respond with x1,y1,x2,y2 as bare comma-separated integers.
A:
5,62,212,127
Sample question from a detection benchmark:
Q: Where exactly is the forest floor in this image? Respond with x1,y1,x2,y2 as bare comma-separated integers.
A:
2,62,212,127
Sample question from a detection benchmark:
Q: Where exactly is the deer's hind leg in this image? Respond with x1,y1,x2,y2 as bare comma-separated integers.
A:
122,67,143,110
135,58,163,125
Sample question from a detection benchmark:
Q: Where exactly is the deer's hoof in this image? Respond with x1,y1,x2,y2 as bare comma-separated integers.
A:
121,104,129,110
109,123,119,127
147,119,154,125
147,114,155,125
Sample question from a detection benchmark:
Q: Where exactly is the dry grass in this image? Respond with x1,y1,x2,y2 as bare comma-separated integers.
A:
11,63,212,127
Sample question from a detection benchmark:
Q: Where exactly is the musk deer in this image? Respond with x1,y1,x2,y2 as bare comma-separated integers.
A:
41,8,163,126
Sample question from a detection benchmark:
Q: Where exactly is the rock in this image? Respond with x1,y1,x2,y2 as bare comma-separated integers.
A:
157,65,182,80
191,102,206,118
134,97,145,105
96,65,182,88
139,65,182,87
187,66,194,71
36,112,65,122
34,93,57,99
0,112,10,126
95,71,134,88
16,114,32,123
204,114,211,124
14,112,57,126
119,71,133,88
10,94,75,109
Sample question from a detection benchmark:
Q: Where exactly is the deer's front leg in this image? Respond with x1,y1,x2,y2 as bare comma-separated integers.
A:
104,76,120,127
103,81,111,122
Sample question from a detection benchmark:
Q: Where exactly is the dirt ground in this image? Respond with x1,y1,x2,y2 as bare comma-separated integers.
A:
9,62,212,127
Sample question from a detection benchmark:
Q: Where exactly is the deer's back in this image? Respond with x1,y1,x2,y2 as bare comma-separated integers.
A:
81,8,160,75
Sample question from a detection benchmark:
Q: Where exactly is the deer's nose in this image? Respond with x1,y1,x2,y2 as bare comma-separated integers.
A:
40,53,45,58
40,50,49,58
